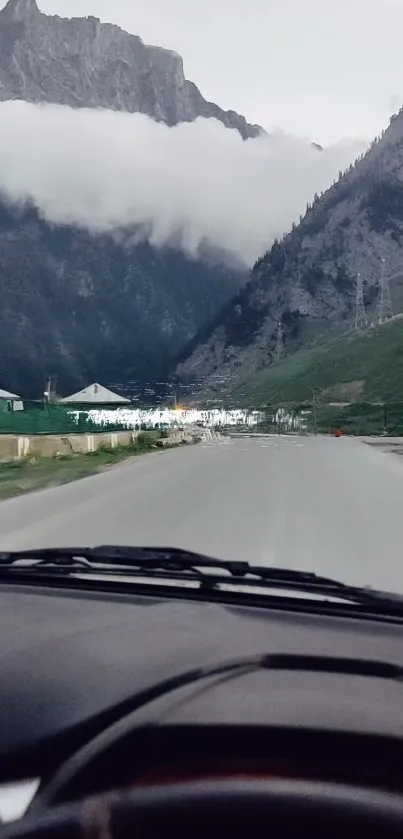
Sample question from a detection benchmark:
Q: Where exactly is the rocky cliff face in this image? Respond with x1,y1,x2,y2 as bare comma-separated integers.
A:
176,111,403,392
0,0,262,139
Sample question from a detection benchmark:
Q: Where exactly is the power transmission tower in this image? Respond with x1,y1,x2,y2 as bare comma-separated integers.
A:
275,322,284,360
378,258,393,324
354,273,368,331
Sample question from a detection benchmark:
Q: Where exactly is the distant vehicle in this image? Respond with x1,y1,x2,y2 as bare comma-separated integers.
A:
332,429,344,437
0,545,403,836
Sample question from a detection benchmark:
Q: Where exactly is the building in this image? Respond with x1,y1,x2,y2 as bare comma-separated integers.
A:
0,387,23,412
60,383,130,406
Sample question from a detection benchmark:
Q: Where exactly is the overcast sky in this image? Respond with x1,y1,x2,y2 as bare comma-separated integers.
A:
26,0,403,145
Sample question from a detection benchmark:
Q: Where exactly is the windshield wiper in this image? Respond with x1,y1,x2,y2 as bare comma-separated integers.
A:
0,546,249,578
0,545,357,588
0,545,401,612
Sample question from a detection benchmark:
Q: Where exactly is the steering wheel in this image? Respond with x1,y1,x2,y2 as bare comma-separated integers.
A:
1,779,403,838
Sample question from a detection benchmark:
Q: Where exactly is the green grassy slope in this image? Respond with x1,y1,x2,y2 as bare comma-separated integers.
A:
233,317,403,407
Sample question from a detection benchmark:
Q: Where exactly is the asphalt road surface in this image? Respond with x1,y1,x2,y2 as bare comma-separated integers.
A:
0,434,403,592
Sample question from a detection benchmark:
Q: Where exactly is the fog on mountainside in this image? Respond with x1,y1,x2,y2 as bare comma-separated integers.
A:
0,102,367,266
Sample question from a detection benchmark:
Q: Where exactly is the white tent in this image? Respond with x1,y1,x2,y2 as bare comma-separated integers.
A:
0,387,21,401
60,383,130,405
0,387,23,411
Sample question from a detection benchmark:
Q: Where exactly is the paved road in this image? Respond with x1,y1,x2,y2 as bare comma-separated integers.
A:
0,435,403,591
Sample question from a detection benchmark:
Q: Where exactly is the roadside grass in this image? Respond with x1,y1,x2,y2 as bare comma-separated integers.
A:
0,431,173,501
231,318,403,407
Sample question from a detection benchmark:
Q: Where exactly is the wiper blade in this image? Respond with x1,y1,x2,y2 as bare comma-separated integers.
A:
0,546,402,611
0,545,394,603
0,546,248,576
0,546,361,588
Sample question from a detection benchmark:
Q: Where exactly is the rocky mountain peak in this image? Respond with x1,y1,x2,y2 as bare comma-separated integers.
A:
0,0,40,20
0,3,262,139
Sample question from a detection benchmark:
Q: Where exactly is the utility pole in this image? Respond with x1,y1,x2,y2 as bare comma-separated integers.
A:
354,273,368,331
44,376,51,409
170,383,178,409
378,257,393,324
382,403,388,436
312,393,317,436
309,387,319,436
275,322,284,360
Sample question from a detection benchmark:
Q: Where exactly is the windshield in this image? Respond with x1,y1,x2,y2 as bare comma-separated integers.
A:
0,0,402,600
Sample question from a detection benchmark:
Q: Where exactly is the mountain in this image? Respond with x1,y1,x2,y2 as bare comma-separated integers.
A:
230,317,403,408
0,199,245,398
0,0,256,396
0,0,262,140
176,111,403,397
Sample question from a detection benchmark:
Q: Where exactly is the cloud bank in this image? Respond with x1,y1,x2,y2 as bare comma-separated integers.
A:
0,101,367,265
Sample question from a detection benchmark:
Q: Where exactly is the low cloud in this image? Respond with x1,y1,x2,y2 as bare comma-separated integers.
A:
0,101,367,266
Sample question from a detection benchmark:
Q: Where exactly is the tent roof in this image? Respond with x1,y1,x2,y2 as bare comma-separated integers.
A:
0,387,21,400
60,383,130,405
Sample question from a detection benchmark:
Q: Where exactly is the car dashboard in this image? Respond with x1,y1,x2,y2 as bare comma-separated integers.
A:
1,579,403,824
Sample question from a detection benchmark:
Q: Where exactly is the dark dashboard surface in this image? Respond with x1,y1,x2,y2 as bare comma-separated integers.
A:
2,579,403,774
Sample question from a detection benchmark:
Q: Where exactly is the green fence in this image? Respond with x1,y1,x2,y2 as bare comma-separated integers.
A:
0,406,134,435
314,403,403,436
259,402,403,436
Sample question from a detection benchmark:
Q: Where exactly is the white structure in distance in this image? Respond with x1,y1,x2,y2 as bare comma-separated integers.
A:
68,407,265,429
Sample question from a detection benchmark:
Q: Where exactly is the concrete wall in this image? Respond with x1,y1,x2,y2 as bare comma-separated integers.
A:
158,429,199,446
0,430,138,461
0,428,199,461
